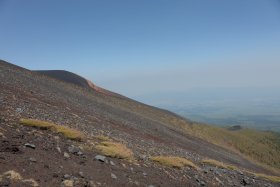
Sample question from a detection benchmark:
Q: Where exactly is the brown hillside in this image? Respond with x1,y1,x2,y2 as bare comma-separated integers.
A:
0,59,279,186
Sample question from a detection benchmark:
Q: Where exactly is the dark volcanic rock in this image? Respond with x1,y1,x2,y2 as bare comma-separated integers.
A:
241,178,250,186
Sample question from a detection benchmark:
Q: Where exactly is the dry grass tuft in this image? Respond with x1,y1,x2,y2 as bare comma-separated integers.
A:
151,156,198,169
2,170,22,180
95,135,111,141
0,170,38,187
62,179,74,187
23,179,39,187
20,119,53,129
96,141,134,160
52,125,84,141
19,118,84,141
201,159,238,170
253,173,280,183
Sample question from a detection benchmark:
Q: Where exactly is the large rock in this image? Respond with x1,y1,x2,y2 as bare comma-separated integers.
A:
94,155,106,162
24,143,36,149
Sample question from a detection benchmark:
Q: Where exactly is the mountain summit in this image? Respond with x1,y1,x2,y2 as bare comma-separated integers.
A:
34,70,120,97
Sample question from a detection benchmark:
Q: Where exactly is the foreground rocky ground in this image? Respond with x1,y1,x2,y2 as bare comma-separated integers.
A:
0,60,279,186
1,118,277,187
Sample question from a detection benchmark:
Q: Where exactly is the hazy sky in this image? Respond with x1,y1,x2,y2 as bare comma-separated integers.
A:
1,0,280,101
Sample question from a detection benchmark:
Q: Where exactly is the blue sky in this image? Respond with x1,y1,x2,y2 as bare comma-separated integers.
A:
0,0,280,102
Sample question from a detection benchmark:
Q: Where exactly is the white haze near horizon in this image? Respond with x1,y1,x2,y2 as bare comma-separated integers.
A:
93,56,280,99
91,54,280,131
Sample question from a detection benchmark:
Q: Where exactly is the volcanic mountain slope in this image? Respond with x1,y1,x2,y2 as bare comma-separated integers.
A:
35,66,280,172
34,70,92,89
0,60,279,187
34,70,120,97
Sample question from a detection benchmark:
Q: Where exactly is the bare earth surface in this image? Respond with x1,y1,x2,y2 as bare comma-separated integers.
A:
0,60,279,187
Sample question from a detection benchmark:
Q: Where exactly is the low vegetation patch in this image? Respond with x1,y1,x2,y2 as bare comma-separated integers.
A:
20,119,53,129
0,170,38,187
151,156,198,169
201,159,238,170
61,179,74,187
96,141,133,160
253,173,280,183
19,118,84,141
52,125,84,141
0,170,22,181
184,123,280,171
95,135,111,141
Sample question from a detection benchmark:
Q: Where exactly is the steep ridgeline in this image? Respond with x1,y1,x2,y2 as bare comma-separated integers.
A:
0,59,279,187
34,70,92,89
34,70,122,97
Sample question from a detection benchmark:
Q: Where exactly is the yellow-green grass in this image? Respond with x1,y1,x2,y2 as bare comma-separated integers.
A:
201,159,238,170
184,123,280,171
20,119,53,129
19,118,84,141
61,179,74,187
0,170,38,187
95,135,111,141
150,156,198,169
95,141,133,160
253,173,280,183
51,125,84,141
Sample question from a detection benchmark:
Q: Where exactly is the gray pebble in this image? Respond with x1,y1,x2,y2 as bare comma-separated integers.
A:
111,173,117,179
95,155,106,162
24,143,36,149
109,160,115,166
78,172,84,178
63,174,71,179
29,157,37,162
64,152,70,159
